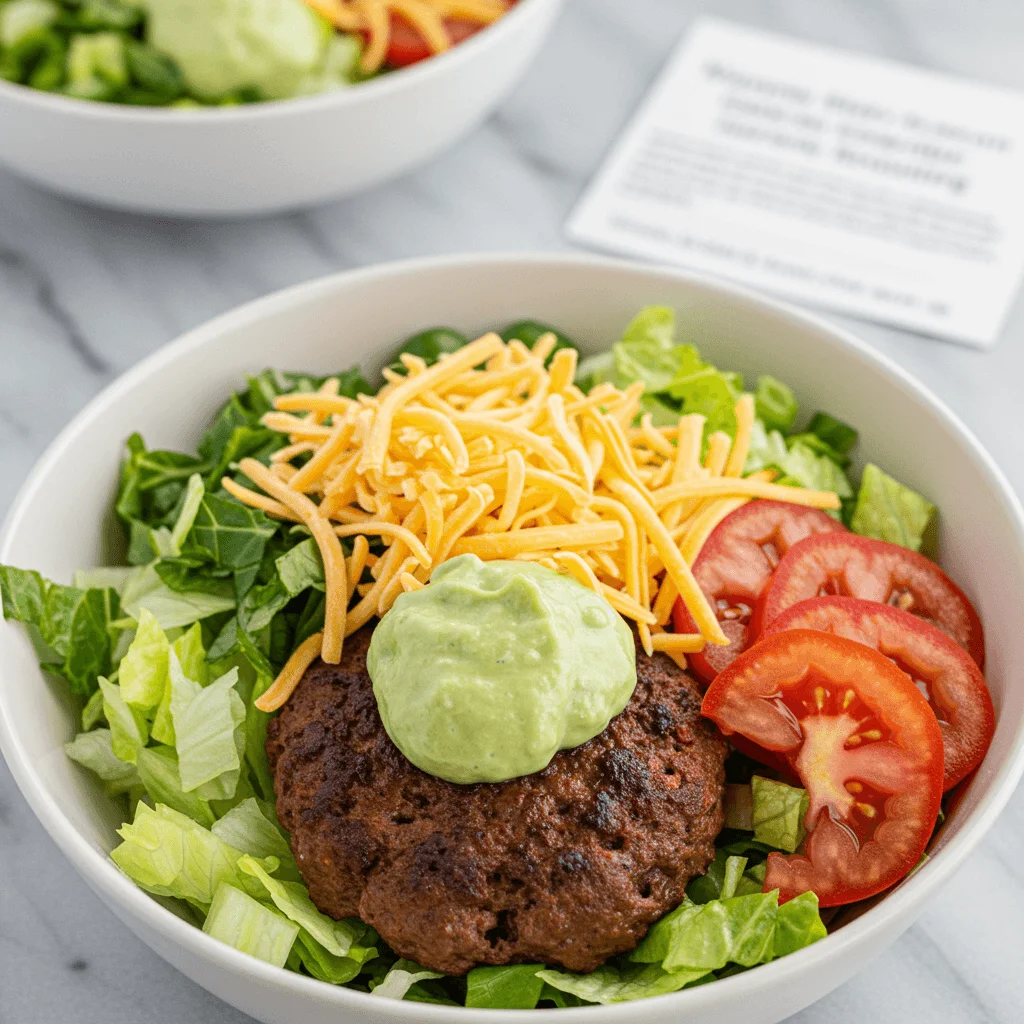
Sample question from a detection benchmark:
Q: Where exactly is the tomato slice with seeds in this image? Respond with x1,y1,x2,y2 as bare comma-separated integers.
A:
672,501,845,684
763,597,994,790
702,630,944,906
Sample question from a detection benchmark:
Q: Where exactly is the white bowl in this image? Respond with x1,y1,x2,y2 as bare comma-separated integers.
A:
2,254,1023,1023
0,0,562,217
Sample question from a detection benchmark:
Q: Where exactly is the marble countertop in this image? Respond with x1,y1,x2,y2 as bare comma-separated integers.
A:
2,0,1023,1020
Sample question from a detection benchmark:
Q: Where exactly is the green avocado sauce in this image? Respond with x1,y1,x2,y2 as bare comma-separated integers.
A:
367,554,638,785
140,0,355,101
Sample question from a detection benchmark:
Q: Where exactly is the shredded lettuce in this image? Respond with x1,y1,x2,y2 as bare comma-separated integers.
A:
169,654,246,798
120,564,235,630
754,376,798,434
211,798,295,876
466,965,546,1010
0,565,120,696
631,891,779,971
806,412,858,456
850,463,936,552
64,728,140,792
99,676,148,764
537,963,703,1005
118,608,169,710
238,856,363,958
110,803,271,904
136,745,216,828
752,776,809,854
203,882,298,968
371,959,445,1000
774,892,827,957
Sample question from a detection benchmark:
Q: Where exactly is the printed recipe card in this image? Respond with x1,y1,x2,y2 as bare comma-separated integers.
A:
568,18,1024,348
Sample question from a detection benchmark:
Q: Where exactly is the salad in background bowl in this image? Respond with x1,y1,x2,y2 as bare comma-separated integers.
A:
0,0,519,107
0,254,1021,1024
0,0,561,214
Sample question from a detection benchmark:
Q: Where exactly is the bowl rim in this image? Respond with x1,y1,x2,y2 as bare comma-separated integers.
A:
2,252,1023,1021
0,0,556,123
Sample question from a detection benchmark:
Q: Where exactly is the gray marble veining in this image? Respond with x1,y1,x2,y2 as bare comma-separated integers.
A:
1,0,1023,1021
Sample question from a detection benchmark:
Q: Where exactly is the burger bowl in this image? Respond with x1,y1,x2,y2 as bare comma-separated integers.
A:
1,253,1022,1022
0,0,563,217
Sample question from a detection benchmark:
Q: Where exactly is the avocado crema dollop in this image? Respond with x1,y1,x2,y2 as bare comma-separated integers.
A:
366,554,638,785
141,0,358,101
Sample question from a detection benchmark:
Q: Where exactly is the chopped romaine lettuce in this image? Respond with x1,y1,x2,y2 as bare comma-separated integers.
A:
118,608,169,710
631,891,778,971
276,538,325,597
211,798,294,874
0,565,120,697
754,376,798,434
136,745,215,828
371,959,445,999
466,964,546,1009
169,654,246,797
203,882,298,968
110,802,270,905
774,892,827,957
64,728,140,792
806,412,858,456
850,463,936,552
238,856,363,958
537,963,702,1005
120,564,235,631
99,676,148,764
752,776,809,853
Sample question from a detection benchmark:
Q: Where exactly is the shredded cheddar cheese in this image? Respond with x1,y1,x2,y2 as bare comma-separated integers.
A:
302,0,511,75
229,334,841,708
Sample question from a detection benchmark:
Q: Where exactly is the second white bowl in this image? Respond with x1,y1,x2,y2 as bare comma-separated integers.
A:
0,0,562,216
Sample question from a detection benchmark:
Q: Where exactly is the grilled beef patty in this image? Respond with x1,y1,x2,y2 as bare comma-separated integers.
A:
268,625,727,975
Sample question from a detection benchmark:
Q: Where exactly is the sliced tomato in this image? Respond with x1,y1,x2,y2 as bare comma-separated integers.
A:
764,597,994,790
672,501,845,684
702,630,944,906
762,533,985,667
384,14,488,68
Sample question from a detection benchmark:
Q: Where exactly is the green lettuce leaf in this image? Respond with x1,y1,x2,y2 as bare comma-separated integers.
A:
850,463,936,552
81,687,107,730
119,608,170,710
99,676,148,764
211,798,297,879
188,493,278,571
203,883,298,968
136,745,215,828
110,802,270,904
537,963,704,1005
631,891,779,971
666,364,742,437
238,856,363,957
169,655,246,797
466,964,545,1009
806,412,858,456
776,442,853,517
276,538,325,597
120,564,235,630
371,959,445,1000
290,930,377,985
752,776,809,853
64,728,140,792
0,565,120,696
754,376,798,434
774,891,827,957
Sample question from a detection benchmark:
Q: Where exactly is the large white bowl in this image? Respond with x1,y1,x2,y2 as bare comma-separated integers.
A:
0,0,561,216
1,254,1023,1023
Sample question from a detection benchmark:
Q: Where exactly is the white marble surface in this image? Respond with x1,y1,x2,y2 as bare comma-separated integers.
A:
1,0,1023,1020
